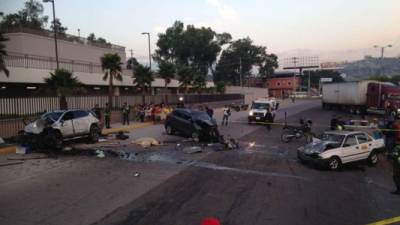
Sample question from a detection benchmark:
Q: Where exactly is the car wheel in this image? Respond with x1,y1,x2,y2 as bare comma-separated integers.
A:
367,151,379,166
328,157,341,170
89,125,100,143
165,124,174,135
47,130,63,150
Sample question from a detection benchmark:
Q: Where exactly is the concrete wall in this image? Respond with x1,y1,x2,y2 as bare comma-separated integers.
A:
226,86,269,104
4,33,126,64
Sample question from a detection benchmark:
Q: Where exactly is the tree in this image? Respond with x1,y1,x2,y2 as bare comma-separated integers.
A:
0,33,9,77
44,69,83,109
193,74,206,93
101,53,123,109
0,0,48,30
50,18,67,36
215,81,226,94
306,70,345,88
87,33,96,42
158,61,175,88
126,57,139,70
133,64,154,104
214,38,278,86
177,65,195,93
154,21,231,86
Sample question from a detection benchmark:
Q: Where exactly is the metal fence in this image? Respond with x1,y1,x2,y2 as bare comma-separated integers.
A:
0,94,244,138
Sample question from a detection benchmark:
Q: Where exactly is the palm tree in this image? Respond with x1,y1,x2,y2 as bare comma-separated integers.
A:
44,69,83,109
0,33,9,77
158,61,175,103
133,64,154,104
101,53,123,109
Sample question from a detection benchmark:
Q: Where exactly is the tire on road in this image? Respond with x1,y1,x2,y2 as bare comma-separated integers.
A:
367,150,379,166
165,124,174,135
88,124,100,143
327,156,341,170
46,129,63,150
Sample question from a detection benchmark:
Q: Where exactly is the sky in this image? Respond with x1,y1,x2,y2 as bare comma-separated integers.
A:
1,0,400,64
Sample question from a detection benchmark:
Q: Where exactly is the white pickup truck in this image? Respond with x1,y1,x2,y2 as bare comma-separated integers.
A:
248,98,278,124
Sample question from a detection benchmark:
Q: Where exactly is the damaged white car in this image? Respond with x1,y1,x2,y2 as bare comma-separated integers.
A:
20,109,101,149
297,131,385,170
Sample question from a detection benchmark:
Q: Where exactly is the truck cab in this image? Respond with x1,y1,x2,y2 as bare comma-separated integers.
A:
248,98,278,124
366,83,400,115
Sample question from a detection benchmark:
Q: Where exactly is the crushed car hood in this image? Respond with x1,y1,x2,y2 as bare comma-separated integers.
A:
24,119,51,134
298,140,339,154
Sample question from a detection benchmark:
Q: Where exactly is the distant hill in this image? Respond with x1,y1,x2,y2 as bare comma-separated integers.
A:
342,56,400,80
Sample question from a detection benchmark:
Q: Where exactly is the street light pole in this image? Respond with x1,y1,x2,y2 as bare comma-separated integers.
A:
239,57,242,88
44,0,59,70
373,44,392,76
141,32,151,70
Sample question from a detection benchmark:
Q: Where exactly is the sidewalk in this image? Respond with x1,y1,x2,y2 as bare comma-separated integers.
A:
101,121,154,135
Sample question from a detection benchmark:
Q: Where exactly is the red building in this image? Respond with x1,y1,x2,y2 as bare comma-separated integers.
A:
266,72,301,97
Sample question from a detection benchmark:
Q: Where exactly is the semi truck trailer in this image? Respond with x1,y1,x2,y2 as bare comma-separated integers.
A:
322,80,400,115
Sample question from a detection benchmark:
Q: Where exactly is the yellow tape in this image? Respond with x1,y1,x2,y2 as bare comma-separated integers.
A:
366,216,400,225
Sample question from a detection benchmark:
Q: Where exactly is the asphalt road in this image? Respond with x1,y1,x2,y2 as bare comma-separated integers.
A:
1,99,399,225
95,102,400,225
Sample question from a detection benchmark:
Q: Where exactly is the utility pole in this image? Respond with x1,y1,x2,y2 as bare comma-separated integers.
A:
141,32,151,70
307,70,311,96
44,0,59,70
129,49,134,75
292,57,297,94
374,44,392,76
239,57,242,88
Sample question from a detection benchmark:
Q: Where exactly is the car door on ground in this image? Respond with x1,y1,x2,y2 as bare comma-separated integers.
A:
341,134,361,163
72,110,90,135
355,133,372,159
60,111,75,137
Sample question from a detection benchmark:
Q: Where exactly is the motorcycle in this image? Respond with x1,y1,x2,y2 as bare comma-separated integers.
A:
281,119,314,143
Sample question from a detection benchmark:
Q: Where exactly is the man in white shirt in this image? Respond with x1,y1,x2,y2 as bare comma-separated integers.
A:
222,105,230,126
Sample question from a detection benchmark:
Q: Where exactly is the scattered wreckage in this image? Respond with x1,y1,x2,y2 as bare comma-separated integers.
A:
297,130,385,170
18,109,101,149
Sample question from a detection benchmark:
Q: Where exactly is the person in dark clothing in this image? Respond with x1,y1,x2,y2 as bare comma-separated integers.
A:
122,102,130,125
139,105,145,122
385,120,396,154
206,106,214,118
265,109,273,131
104,103,111,129
330,115,338,130
92,104,101,120
392,145,400,195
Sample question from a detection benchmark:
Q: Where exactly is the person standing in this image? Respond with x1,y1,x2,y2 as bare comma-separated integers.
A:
206,106,214,118
392,145,400,195
92,104,101,120
104,103,111,129
122,102,130,125
265,108,273,131
222,105,230,126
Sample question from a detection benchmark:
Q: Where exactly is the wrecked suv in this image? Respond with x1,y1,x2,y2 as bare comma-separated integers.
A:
165,109,220,142
20,109,101,149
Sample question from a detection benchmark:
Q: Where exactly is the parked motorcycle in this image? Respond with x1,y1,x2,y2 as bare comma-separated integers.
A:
281,119,314,143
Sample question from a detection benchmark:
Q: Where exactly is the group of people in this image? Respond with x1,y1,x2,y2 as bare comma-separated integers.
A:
91,102,174,129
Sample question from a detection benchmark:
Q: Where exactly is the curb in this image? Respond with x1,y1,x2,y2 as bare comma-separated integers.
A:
0,145,17,155
101,122,154,135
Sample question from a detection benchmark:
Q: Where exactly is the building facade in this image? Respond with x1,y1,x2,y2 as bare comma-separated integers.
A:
266,72,300,97
0,28,214,97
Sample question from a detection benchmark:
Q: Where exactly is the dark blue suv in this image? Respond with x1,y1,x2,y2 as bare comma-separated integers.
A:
165,108,220,142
